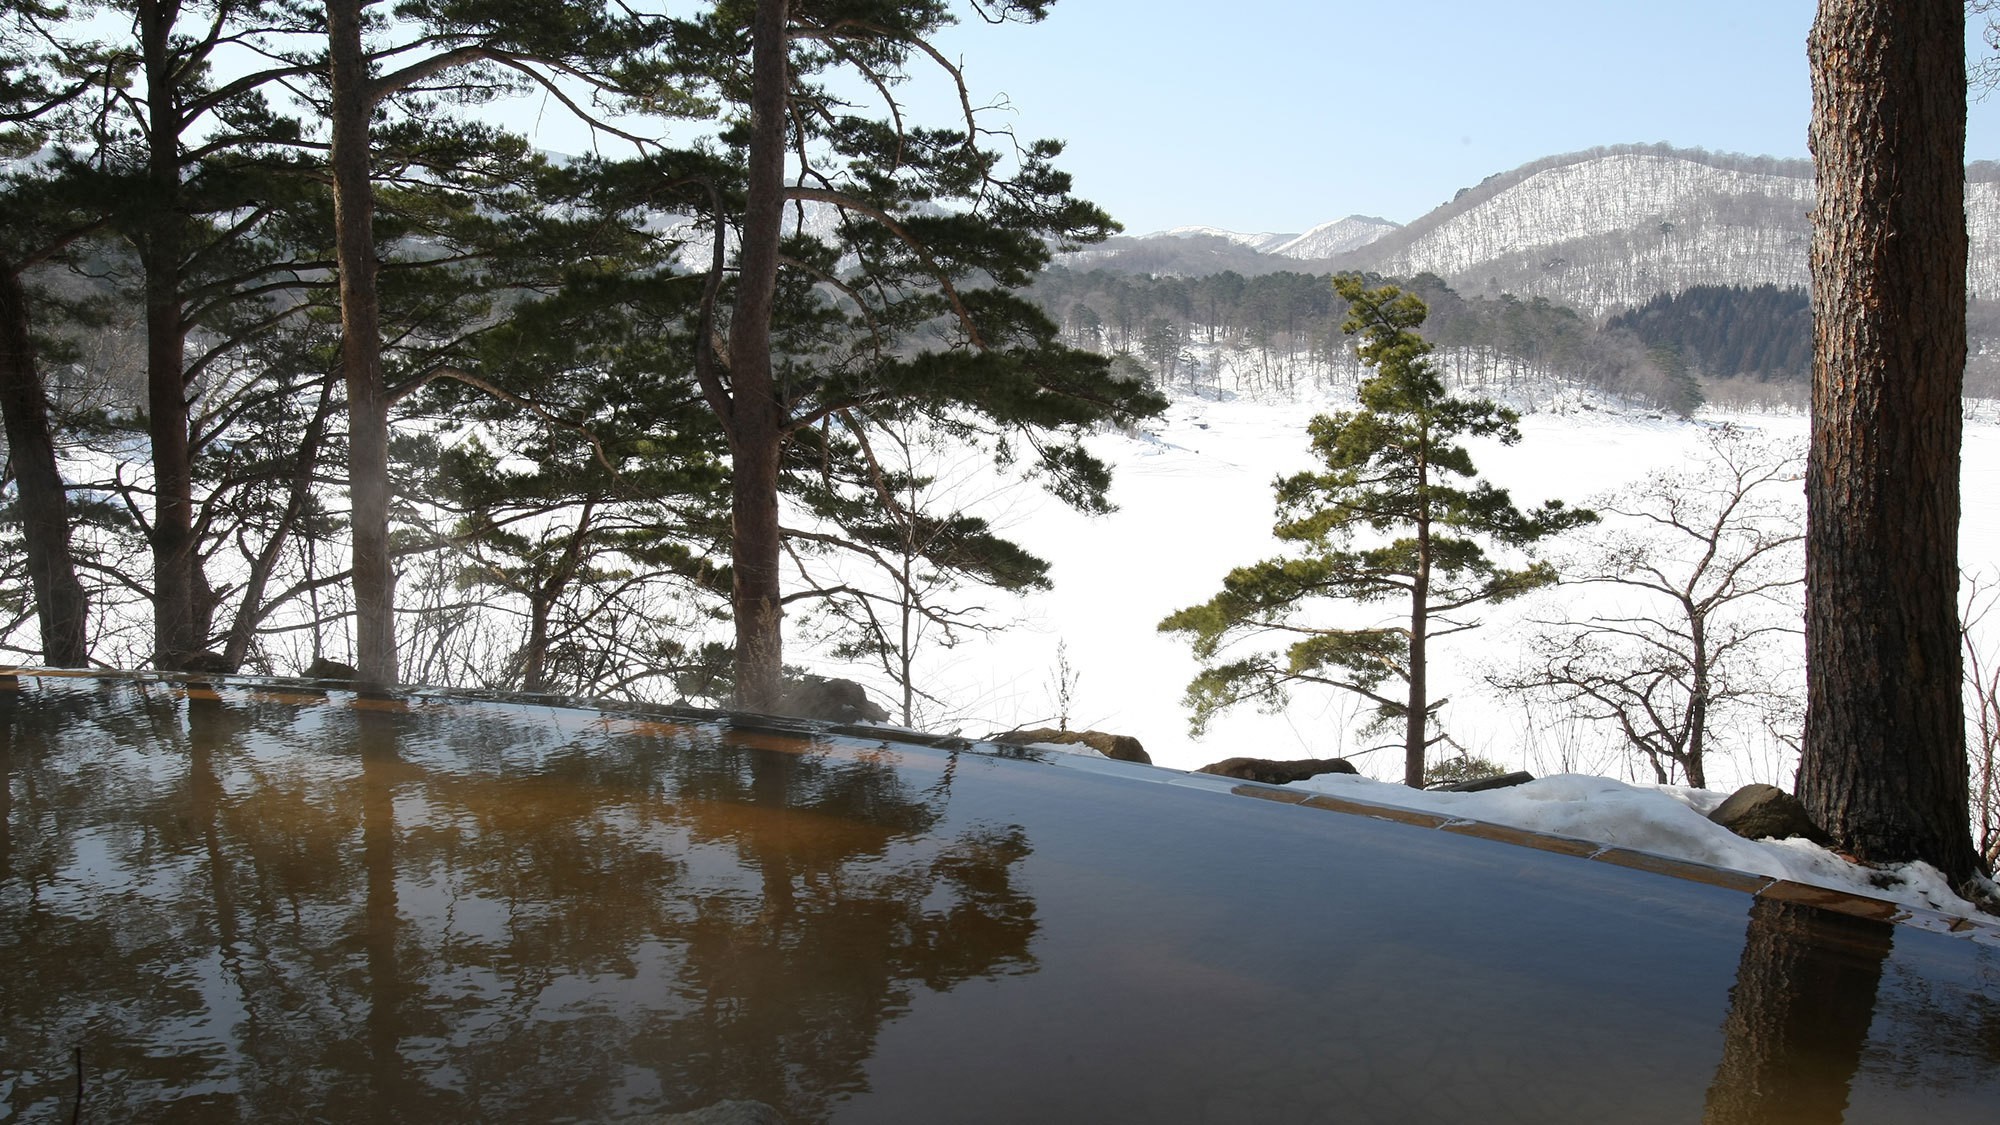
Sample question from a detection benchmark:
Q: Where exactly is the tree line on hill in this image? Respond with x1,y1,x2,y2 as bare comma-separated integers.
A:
1026,266,1707,413
1035,263,2000,408
1606,285,1814,382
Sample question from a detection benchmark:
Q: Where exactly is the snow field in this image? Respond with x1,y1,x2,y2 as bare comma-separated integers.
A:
861,392,1811,781
813,389,2000,918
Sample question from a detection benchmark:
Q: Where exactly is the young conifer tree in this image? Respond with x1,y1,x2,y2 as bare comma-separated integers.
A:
1161,276,1594,787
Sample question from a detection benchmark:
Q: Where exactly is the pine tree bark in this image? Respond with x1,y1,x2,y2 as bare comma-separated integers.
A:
329,0,398,686
726,0,791,712
1405,510,1430,788
1801,0,1982,884
138,0,200,668
1402,428,1435,788
0,266,88,665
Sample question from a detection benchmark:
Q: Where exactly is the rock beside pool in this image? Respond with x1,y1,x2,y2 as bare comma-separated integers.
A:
657,1101,785,1125
1197,757,1357,784
163,649,233,673
1433,770,1536,793
991,728,1152,765
776,675,889,723
304,657,360,681
1708,783,1831,844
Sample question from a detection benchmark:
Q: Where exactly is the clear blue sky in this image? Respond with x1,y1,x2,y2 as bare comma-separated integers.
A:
907,0,2000,235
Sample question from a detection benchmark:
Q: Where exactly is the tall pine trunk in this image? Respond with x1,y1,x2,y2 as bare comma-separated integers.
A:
726,0,791,712
1800,0,1982,885
0,266,87,665
329,0,397,685
1403,444,1432,788
139,0,199,668
1404,536,1429,788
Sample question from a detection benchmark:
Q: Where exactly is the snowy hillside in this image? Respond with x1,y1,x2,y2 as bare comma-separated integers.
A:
1337,146,2000,313
1148,225,1297,253
835,390,1797,782
1350,152,1814,312
1269,214,1399,259
1071,147,2000,317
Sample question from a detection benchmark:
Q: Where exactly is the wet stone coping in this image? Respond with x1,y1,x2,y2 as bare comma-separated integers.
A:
1208,760,2000,947
5,665,1995,948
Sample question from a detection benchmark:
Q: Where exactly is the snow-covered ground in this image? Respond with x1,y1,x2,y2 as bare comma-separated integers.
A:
806,383,2000,921
855,388,1821,780
1281,770,1990,921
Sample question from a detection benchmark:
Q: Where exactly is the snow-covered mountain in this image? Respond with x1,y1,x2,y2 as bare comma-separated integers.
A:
1130,218,1400,260
1335,148,1820,313
1147,225,1298,253
1061,214,1400,275
1334,144,2000,313
1268,215,1399,259
1070,145,2000,316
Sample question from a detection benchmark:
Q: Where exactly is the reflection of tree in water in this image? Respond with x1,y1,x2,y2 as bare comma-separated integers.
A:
1704,895,2000,1123
1,680,280,1117
401,721,1039,1121
663,743,1037,1117
1703,896,1891,1125
0,682,1039,1122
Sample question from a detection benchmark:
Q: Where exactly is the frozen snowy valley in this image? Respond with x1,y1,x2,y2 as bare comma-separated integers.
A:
804,381,2000,918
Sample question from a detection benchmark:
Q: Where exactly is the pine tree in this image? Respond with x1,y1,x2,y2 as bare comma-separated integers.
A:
322,0,675,685
421,263,732,697
85,2,326,669
1801,0,1985,887
0,9,101,666
669,0,1164,711
1161,277,1593,787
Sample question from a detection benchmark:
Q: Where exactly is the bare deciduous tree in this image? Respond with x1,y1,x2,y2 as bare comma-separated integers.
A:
784,416,1048,729
1495,426,1804,788
1960,570,2000,867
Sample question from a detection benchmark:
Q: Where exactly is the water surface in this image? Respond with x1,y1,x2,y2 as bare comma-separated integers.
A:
2,674,1996,1122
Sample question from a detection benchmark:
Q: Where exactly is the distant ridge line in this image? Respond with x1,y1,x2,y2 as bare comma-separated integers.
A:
1327,143,1816,269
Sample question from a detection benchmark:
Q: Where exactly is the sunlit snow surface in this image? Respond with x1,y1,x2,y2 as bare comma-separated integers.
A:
877,389,1815,776
1288,771,1992,921
817,387,2000,921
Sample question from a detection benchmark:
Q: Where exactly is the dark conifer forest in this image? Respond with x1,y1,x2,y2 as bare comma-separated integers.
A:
1605,285,1814,383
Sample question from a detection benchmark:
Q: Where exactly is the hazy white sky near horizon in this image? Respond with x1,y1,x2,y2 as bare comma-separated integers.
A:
888,0,2000,236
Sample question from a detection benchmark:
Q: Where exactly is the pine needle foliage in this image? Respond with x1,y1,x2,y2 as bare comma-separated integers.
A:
1161,276,1595,785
